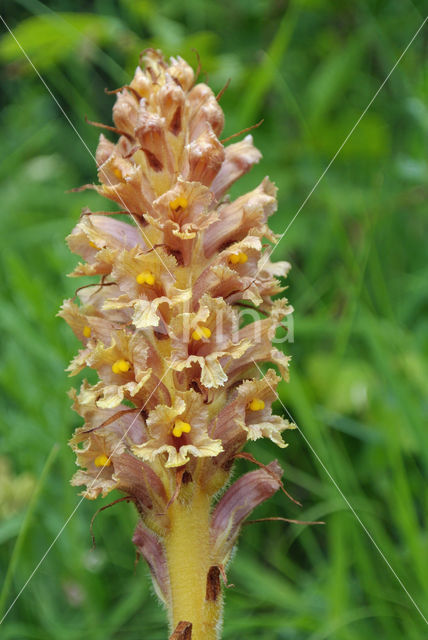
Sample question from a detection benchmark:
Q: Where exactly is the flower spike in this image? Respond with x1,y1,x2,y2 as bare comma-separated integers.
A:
62,49,294,640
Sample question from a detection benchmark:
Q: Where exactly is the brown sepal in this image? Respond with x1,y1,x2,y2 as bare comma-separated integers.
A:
169,621,192,640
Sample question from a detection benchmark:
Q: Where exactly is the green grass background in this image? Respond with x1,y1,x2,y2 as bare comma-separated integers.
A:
0,1,427,638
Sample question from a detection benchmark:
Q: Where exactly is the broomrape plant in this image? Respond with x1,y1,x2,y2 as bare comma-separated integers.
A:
60,49,295,639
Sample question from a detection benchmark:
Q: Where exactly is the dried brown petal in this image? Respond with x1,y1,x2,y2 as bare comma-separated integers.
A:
210,135,262,199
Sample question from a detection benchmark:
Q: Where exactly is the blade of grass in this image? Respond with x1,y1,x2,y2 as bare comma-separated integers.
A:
239,2,299,125
0,443,59,620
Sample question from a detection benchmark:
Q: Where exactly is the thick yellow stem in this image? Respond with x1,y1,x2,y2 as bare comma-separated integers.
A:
164,488,222,640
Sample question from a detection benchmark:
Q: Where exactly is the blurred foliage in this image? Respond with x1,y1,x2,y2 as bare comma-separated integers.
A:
0,1,427,639
0,458,34,520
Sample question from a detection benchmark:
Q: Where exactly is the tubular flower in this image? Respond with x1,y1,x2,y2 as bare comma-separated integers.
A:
61,49,295,640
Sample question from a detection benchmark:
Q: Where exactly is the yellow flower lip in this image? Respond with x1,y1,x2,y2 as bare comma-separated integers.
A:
113,167,123,180
112,358,131,374
172,419,192,438
83,325,91,338
136,270,155,285
94,454,111,467
191,326,212,341
229,252,248,265
169,196,188,211
248,398,265,411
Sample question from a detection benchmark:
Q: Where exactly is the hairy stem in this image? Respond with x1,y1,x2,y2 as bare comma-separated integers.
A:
165,488,223,639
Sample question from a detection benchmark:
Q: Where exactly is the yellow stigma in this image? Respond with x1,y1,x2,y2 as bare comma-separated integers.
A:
112,359,131,374
172,419,192,438
83,325,91,338
191,326,212,341
169,195,188,211
136,270,155,286
113,167,123,180
89,241,98,249
248,398,265,411
94,454,111,467
229,252,248,264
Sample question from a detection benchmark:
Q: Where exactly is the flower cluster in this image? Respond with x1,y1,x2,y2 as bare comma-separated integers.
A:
61,49,293,639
